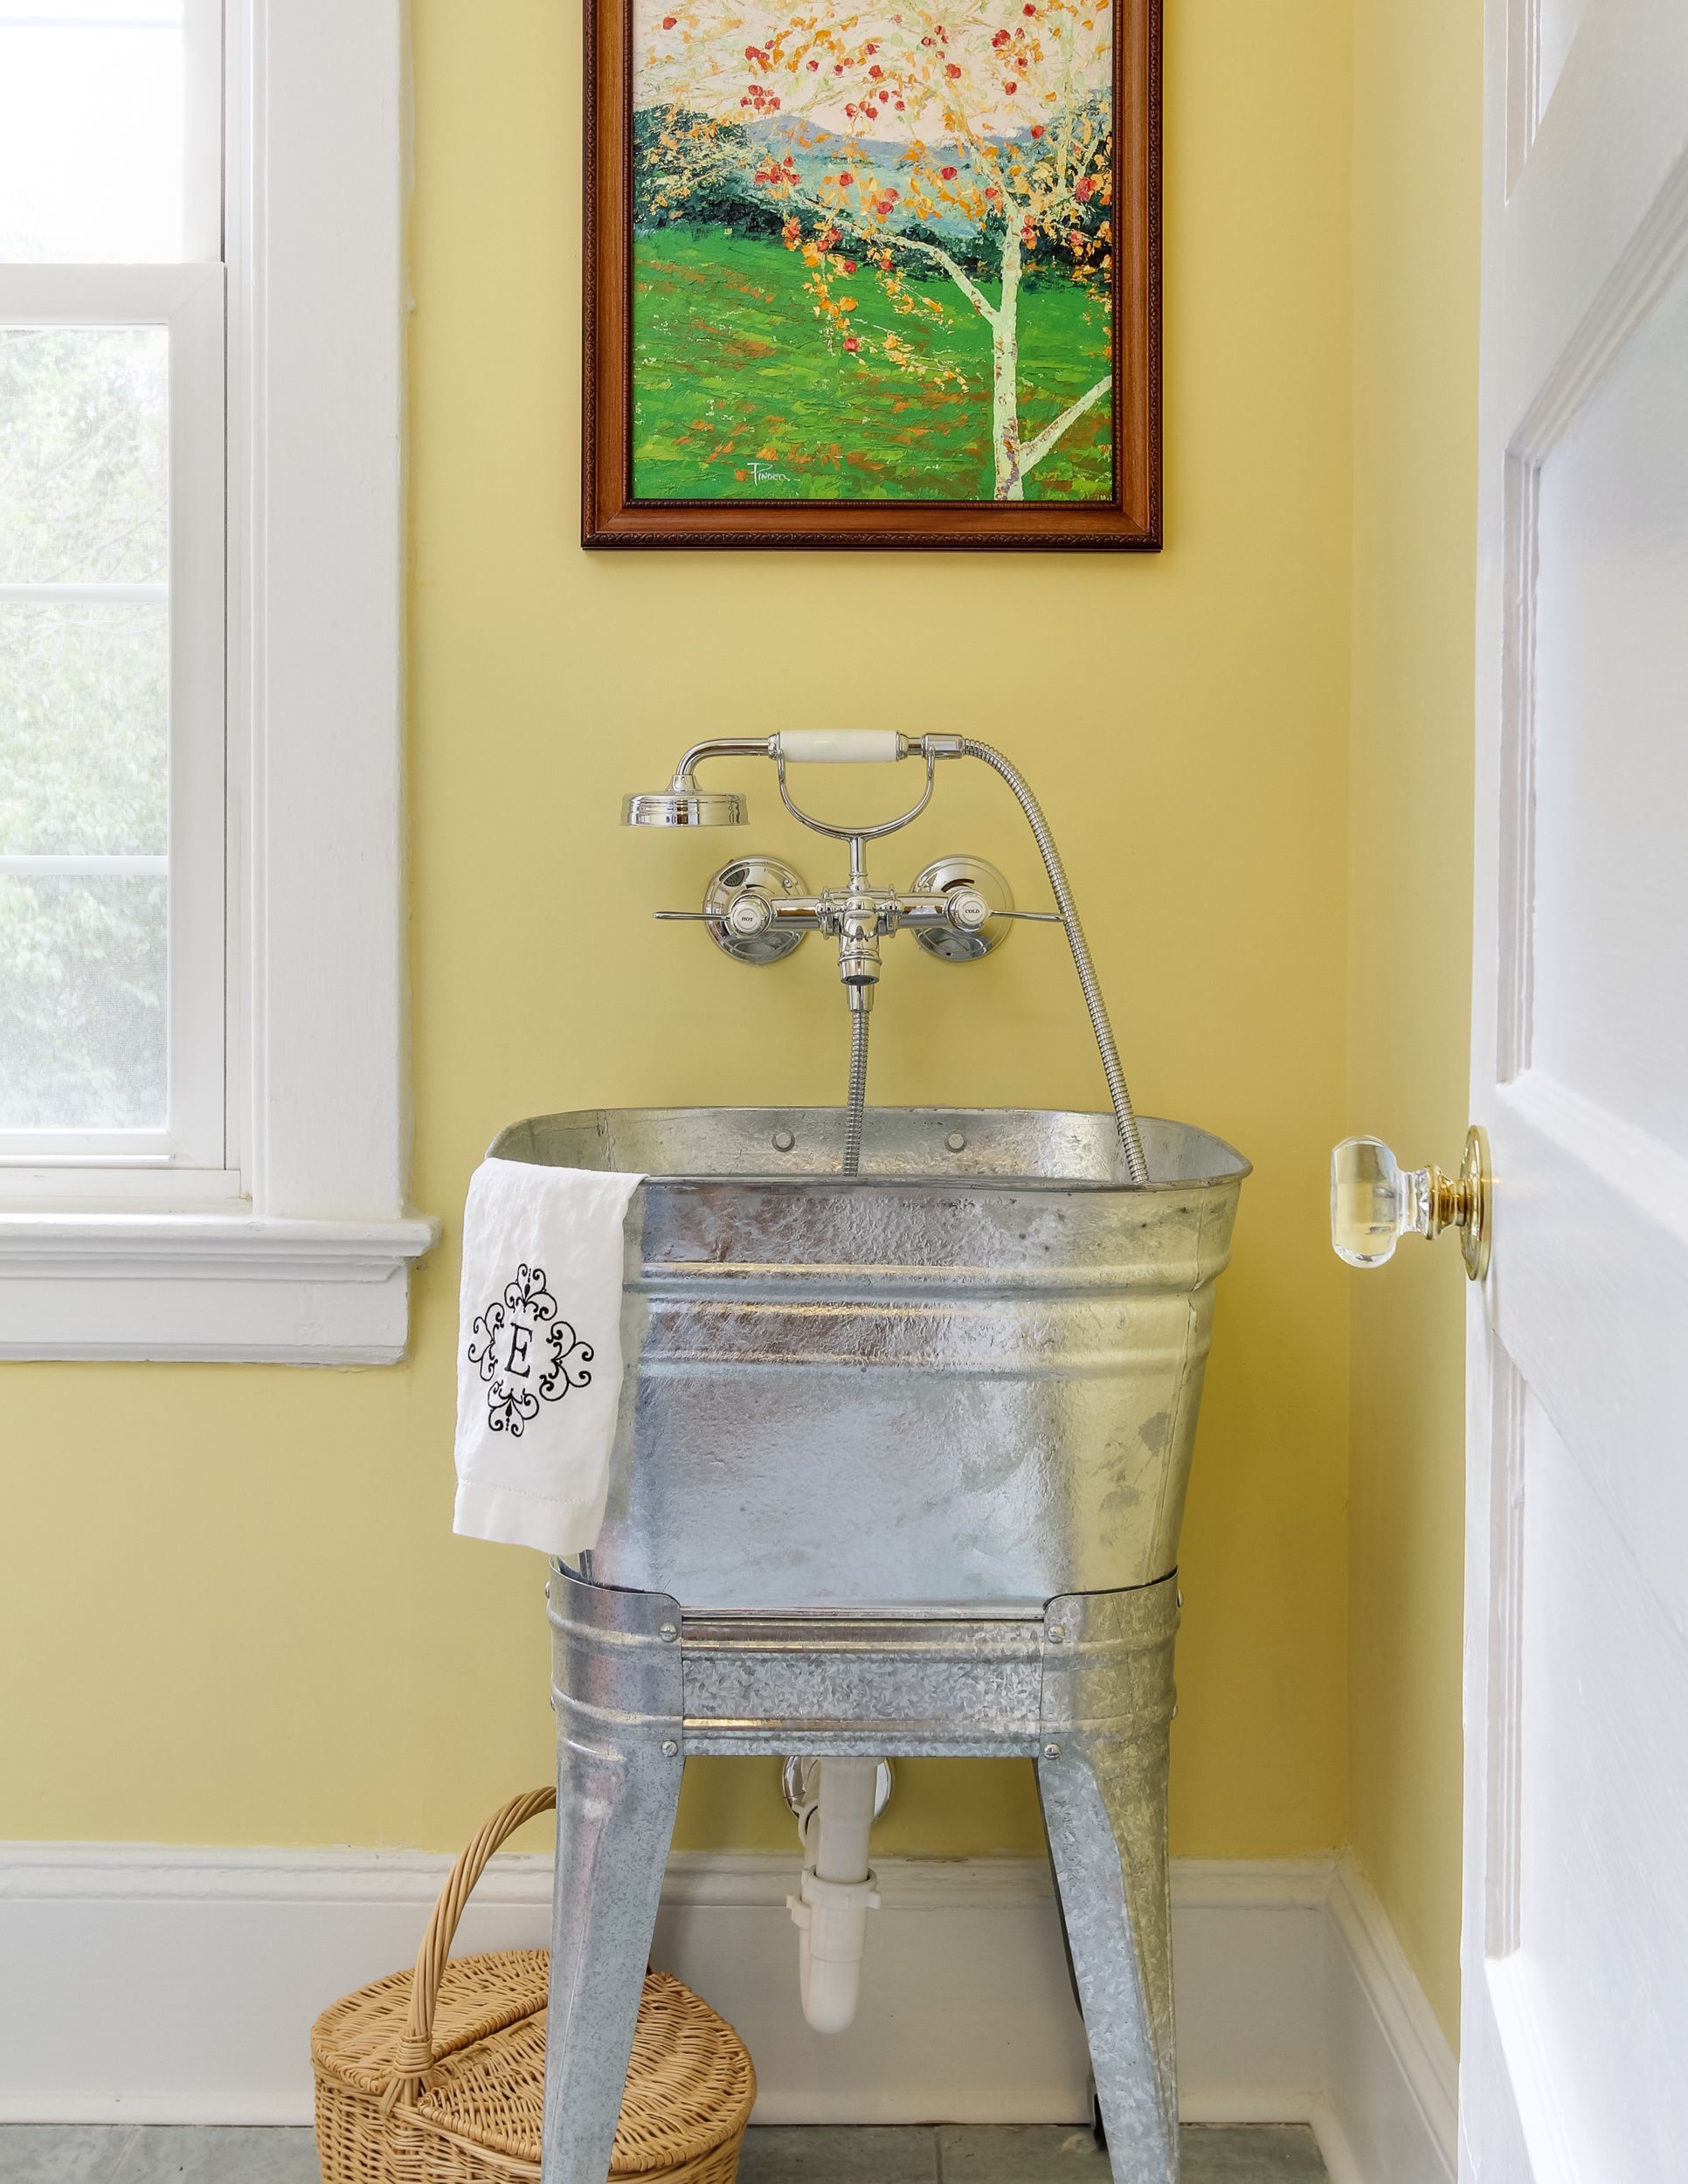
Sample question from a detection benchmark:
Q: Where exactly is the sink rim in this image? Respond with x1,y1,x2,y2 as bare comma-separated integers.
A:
488,1103,1251,1194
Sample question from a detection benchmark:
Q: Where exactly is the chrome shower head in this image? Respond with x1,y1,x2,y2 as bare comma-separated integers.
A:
622,730,951,831
620,786,747,827
622,736,777,828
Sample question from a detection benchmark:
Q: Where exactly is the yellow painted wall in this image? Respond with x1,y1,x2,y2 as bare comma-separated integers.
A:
1346,0,1482,2046
1,0,1356,1868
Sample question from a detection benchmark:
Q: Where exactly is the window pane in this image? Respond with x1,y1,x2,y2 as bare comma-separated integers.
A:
0,327,172,1130
0,325,169,583
0,870,166,1129
0,600,169,855
0,5,185,263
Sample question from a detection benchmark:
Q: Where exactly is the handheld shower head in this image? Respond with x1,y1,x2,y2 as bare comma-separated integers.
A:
621,736,774,826
623,731,958,830
621,787,747,827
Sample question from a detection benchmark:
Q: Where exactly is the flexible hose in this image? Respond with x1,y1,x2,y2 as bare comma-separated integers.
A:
958,740,1149,1185
842,1007,869,1176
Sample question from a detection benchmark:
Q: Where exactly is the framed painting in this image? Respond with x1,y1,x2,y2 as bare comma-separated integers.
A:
584,0,1159,548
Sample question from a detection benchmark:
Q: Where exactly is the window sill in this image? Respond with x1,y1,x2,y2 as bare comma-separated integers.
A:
0,1211,439,1363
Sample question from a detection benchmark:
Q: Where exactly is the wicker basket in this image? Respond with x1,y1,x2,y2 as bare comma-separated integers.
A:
312,1788,756,2184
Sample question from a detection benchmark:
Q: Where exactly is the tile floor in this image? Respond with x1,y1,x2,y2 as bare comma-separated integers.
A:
0,2125,1328,2182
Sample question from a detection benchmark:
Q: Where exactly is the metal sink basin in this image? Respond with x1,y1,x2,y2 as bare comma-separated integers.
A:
489,1105,1249,1614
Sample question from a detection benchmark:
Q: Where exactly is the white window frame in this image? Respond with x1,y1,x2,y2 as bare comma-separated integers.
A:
0,0,437,1360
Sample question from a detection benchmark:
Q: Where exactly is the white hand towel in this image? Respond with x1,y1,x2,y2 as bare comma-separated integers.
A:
453,1156,645,1558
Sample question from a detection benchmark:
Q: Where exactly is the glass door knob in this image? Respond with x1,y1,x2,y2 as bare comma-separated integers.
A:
1331,1126,1491,1280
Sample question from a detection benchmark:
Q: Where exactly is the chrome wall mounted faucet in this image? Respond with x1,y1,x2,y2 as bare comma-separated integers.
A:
631,730,1019,1002
623,729,1149,1182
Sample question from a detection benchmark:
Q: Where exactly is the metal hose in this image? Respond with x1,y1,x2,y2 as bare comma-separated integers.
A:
958,739,1149,1185
842,1006,870,1176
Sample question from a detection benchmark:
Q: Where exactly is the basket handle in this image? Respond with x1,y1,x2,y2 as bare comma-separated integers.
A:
383,1786,557,2111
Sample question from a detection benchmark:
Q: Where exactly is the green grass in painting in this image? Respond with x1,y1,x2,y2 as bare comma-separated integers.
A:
632,226,1112,503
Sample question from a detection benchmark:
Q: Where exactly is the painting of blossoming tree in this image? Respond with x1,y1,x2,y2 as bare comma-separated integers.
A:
598,0,1156,536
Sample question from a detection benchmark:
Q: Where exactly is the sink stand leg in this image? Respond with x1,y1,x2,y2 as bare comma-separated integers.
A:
542,1580,686,2184
1039,1586,1180,2184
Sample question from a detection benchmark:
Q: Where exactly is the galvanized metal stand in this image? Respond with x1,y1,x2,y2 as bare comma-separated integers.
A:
541,1562,1181,2184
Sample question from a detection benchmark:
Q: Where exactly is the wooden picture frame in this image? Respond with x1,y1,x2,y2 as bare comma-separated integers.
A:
584,0,1159,549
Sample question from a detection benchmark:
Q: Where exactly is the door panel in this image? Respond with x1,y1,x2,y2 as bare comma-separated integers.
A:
1491,1074,1688,1615
1514,1390,1688,2179
1465,0,1688,2177
1530,259,1688,1137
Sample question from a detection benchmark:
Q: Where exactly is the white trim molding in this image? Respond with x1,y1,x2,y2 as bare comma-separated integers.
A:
0,1844,1455,2180
0,1214,437,1363
1317,1860,1457,2184
0,0,438,1360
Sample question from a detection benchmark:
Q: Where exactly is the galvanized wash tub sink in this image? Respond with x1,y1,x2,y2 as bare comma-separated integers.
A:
488,1105,1249,1614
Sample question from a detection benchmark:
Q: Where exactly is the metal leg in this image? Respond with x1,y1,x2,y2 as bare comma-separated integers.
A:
542,1572,686,2184
1039,1579,1180,2184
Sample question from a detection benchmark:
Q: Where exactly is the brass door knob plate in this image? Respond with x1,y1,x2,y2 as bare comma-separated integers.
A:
1331,1126,1491,1281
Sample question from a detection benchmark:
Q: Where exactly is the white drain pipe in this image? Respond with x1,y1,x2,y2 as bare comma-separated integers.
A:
786,1757,884,2034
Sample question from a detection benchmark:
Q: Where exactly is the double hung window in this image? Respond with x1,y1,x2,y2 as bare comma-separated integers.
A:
0,1,433,1358
2,3,224,1177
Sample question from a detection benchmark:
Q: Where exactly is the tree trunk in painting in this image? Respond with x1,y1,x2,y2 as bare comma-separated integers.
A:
993,221,1024,498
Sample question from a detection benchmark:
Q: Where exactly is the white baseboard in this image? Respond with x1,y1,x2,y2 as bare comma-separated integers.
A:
0,1842,1454,2181
1313,1860,1456,2184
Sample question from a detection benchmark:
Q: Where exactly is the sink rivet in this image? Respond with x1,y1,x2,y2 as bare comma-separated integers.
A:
659,1622,679,1642
945,1130,967,1152
772,1129,796,1152
1048,1626,1065,1644
1042,1742,1062,1759
661,1739,679,1757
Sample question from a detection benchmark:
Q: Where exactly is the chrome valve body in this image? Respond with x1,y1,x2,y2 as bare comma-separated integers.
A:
693,840,1022,1008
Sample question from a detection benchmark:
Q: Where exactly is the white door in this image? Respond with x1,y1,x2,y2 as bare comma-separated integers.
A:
1463,0,1688,2178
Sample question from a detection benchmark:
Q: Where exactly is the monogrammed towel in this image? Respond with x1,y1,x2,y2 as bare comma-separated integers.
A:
453,1156,645,1558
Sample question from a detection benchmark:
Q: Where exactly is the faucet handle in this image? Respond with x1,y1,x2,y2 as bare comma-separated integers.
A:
1331,1129,1491,1279
701,855,812,964
909,857,1016,960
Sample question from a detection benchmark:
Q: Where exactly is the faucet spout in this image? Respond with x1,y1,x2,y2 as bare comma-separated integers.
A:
836,838,878,1174
837,913,882,1000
